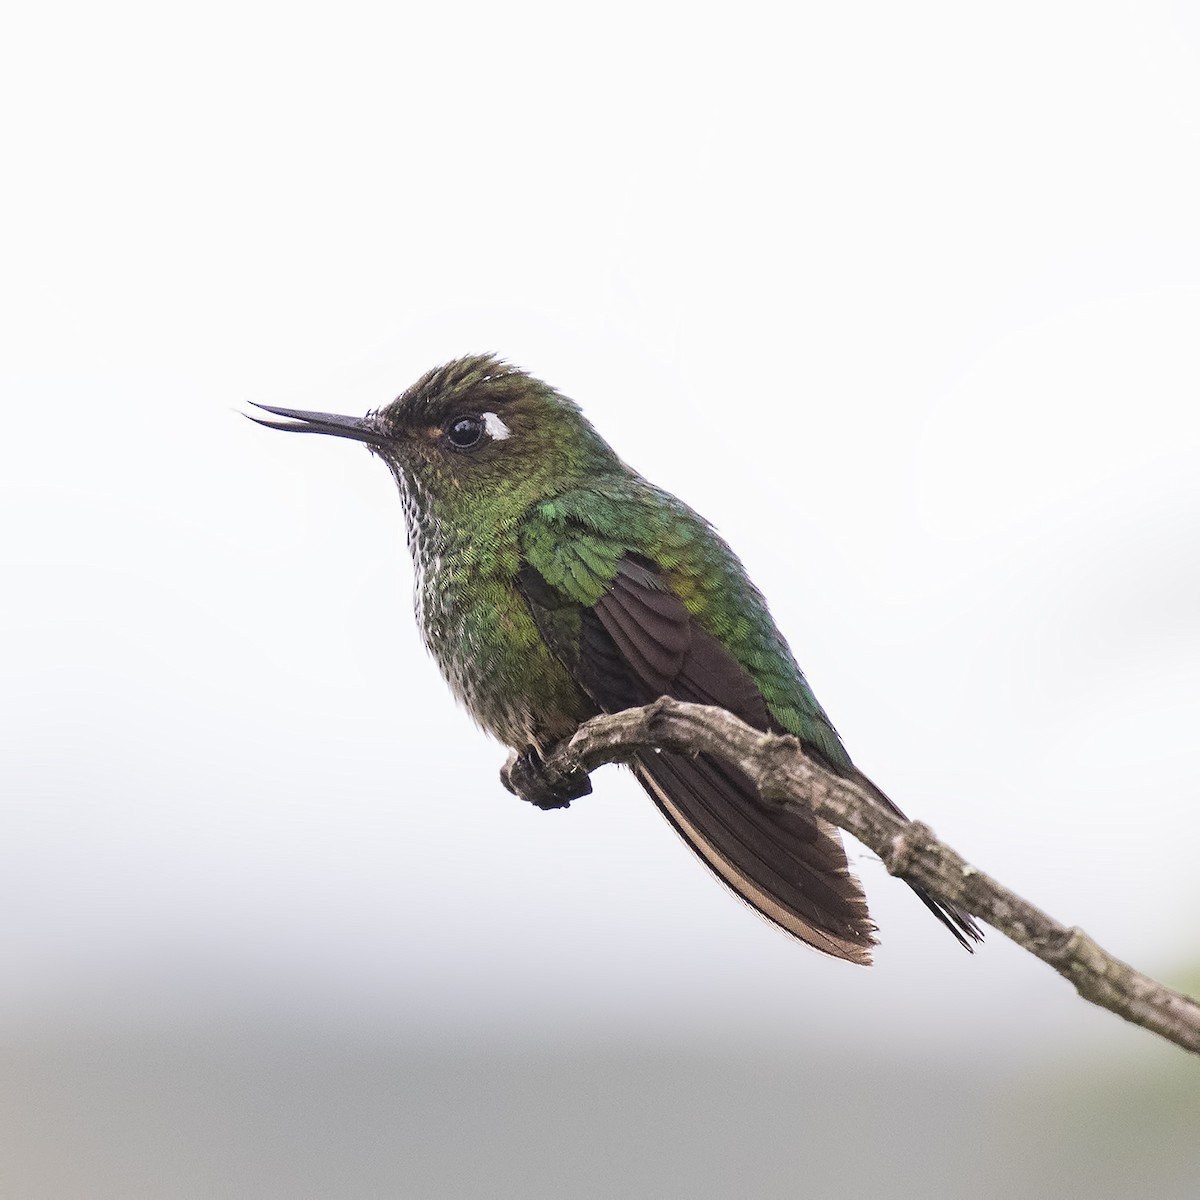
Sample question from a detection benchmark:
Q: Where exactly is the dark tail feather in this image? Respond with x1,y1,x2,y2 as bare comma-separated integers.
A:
632,750,878,965
846,768,984,953
909,883,984,952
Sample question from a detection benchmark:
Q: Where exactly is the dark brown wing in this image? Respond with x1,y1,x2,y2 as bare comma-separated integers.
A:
584,559,879,964
520,551,981,957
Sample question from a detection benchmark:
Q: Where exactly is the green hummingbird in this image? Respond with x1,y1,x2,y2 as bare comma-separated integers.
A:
250,355,981,964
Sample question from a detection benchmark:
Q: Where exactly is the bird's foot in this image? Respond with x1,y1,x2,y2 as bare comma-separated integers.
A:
501,746,592,810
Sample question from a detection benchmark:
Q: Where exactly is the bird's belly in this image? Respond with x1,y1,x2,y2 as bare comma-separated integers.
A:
414,569,592,751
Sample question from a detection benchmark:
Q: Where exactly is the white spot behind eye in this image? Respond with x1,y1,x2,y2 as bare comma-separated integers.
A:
482,412,511,441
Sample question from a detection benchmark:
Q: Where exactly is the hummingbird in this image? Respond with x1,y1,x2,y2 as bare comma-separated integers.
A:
249,355,981,964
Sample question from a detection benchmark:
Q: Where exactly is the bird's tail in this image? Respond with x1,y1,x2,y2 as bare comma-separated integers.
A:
631,750,983,960
632,750,879,965
846,767,984,952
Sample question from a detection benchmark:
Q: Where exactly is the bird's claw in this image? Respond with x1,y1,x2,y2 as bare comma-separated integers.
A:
501,746,592,810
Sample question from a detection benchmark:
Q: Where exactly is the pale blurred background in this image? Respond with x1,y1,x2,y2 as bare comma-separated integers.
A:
2,2,1199,1196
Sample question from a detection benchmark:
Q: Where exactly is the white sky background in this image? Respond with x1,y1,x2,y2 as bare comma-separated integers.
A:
2,1,1199,1068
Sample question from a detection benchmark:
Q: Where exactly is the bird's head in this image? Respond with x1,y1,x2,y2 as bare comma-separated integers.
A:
249,355,621,531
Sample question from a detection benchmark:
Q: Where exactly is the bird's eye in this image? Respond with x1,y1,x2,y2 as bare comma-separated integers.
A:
445,415,486,451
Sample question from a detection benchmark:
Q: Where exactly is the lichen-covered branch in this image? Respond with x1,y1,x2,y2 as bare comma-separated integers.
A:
516,696,1200,1058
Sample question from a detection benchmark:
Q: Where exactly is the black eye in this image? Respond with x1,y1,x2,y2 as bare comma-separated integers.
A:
445,415,486,451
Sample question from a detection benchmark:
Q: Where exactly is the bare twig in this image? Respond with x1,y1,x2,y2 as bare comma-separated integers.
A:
522,697,1200,1058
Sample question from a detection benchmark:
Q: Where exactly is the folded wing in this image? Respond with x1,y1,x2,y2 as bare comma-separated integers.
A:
584,557,878,963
